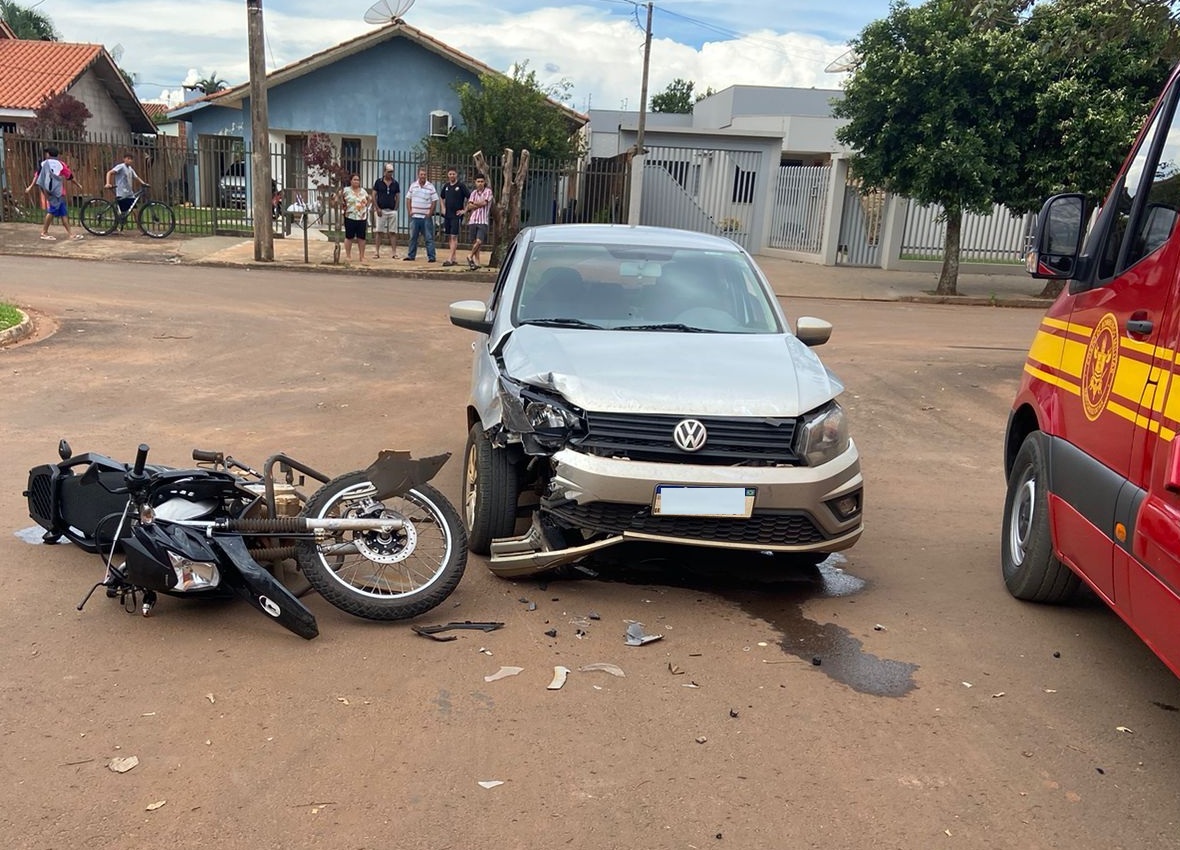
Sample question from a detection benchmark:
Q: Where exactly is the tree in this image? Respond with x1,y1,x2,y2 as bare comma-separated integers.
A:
301,132,350,263
189,73,228,96
0,0,59,40
652,78,696,113
429,61,582,164
834,0,1032,294
24,91,91,140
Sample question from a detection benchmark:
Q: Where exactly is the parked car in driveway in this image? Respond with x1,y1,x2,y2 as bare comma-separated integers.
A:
219,161,279,209
449,224,864,577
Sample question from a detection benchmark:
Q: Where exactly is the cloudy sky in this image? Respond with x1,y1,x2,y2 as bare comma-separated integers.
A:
38,0,890,109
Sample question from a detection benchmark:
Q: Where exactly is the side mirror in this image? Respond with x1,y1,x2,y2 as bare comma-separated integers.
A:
795,316,832,347
1026,193,1085,280
449,300,492,334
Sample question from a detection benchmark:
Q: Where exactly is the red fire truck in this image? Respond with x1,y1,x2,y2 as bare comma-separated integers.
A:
1005,62,1180,677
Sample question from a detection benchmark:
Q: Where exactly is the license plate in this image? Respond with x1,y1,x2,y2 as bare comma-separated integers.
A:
652,486,755,517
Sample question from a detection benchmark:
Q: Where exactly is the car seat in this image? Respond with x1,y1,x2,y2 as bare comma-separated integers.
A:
522,267,586,320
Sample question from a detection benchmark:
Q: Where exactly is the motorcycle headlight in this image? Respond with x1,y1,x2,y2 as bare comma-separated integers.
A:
167,551,221,591
498,377,583,448
797,402,850,466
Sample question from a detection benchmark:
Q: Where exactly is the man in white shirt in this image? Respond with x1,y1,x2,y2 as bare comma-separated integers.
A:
403,166,438,263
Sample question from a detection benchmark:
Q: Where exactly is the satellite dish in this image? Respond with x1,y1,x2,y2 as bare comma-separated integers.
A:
364,0,415,24
109,42,124,63
824,48,859,73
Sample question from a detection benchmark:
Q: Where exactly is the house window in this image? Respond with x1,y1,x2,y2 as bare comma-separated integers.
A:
0,121,15,134
732,165,755,204
341,137,361,178
430,110,451,138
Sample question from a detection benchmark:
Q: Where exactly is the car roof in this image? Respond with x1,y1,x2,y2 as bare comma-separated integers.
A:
524,224,742,252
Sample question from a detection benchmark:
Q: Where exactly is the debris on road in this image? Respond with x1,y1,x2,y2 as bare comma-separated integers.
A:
579,663,625,677
478,780,504,789
729,709,739,718
625,622,663,646
108,756,139,774
874,624,887,631
206,693,215,704
991,692,1006,699
547,666,571,690
146,800,166,811
588,611,601,620
544,629,557,638
412,621,506,641
695,736,707,744
1116,726,1134,734
484,666,524,683
811,656,822,666
668,662,684,675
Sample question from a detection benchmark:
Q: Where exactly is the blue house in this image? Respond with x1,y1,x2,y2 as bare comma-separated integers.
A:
169,21,585,211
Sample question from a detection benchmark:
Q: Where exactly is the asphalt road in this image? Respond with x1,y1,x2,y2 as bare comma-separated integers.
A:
2,256,1179,849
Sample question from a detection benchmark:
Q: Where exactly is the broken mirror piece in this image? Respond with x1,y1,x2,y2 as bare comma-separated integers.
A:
625,621,664,646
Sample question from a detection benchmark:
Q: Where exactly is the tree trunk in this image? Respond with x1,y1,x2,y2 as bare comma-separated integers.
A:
473,148,530,268
936,209,962,295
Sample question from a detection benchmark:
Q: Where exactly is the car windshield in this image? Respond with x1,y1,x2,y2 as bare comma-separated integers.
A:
512,242,782,334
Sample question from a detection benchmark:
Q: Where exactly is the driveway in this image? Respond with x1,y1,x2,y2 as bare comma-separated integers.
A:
1,256,1177,849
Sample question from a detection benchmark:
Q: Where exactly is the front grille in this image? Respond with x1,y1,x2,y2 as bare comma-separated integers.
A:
575,412,799,465
26,471,54,529
547,501,826,546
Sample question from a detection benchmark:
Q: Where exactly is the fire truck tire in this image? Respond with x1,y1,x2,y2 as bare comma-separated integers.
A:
1001,433,1081,603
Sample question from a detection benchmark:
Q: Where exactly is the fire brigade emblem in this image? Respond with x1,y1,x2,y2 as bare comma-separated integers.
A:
1080,313,1120,422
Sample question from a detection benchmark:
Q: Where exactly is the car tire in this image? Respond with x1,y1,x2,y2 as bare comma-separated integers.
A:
1001,432,1080,603
463,424,521,556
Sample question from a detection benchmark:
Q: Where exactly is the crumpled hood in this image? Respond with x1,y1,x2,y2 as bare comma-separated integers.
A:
501,325,842,416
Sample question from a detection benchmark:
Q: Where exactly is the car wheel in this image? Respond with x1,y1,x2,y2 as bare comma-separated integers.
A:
463,424,521,555
1001,433,1080,603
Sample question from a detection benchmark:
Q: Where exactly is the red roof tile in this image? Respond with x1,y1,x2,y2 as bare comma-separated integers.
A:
0,40,102,109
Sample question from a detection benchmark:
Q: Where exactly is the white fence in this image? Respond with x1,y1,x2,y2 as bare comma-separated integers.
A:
901,201,1034,264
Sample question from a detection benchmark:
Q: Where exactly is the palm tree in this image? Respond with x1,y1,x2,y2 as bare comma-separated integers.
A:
0,0,60,40
188,73,229,96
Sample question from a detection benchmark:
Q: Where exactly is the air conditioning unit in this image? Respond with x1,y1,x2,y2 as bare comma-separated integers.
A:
429,110,451,138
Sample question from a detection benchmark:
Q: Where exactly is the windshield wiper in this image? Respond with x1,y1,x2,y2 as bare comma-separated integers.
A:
615,322,710,332
519,318,603,329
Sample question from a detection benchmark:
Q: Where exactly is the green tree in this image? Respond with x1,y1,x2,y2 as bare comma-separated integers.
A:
25,91,91,140
834,0,1031,294
430,61,583,164
189,73,228,96
651,78,696,113
0,0,59,40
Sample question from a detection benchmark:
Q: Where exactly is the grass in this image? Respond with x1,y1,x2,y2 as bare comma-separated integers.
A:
0,302,23,332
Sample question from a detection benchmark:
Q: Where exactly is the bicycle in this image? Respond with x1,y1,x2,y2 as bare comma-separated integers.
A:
80,187,176,239
2,188,33,222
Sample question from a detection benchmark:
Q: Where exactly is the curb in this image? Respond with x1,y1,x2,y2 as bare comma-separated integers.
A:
0,308,32,347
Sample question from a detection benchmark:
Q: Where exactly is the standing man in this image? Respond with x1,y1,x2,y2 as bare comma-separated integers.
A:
26,146,82,241
404,166,438,263
372,163,400,259
464,173,493,269
439,168,469,266
104,152,149,230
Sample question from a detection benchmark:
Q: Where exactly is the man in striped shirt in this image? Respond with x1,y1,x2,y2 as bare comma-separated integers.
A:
464,174,493,269
403,166,438,263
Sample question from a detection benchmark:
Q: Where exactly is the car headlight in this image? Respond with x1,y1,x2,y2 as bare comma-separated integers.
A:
798,402,850,466
167,551,220,591
498,377,583,449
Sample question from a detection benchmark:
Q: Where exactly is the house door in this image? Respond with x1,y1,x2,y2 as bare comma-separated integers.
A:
836,180,883,266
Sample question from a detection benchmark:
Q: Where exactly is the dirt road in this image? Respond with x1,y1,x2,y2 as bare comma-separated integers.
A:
2,257,1178,849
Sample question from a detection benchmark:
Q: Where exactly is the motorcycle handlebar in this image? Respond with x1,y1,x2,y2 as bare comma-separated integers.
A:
132,444,149,477
192,448,222,463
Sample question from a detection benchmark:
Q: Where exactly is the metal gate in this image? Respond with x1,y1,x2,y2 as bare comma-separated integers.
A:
639,144,761,250
768,165,829,253
837,181,885,266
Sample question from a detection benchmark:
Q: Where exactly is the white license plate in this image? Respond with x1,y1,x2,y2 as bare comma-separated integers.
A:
652,486,755,517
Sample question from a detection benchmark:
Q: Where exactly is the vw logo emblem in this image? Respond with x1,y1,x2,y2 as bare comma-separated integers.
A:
673,419,708,452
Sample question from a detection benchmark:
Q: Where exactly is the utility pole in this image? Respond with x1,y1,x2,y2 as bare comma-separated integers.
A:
627,1,653,227
247,0,273,261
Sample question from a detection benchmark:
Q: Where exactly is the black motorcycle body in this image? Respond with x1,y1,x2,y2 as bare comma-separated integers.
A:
25,441,468,639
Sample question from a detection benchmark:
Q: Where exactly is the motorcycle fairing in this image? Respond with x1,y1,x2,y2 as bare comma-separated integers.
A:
25,454,134,553
123,523,223,594
213,535,319,640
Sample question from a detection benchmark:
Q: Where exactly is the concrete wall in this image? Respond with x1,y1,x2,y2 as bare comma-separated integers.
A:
69,70,135,136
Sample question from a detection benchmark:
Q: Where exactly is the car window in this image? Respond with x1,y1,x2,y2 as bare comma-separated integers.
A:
512,243,781,334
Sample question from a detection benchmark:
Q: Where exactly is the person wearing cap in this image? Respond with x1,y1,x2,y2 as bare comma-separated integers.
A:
372,164,401,259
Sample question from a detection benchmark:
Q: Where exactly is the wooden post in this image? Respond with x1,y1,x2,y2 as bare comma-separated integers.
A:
246,0,273,261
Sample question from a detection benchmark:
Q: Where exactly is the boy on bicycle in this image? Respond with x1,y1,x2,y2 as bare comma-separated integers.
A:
104,153,148,226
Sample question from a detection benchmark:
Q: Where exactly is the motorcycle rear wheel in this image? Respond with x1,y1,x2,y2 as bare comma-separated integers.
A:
295,471,468,620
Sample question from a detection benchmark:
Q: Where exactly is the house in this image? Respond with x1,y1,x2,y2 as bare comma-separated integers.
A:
0,24,154,136
168,21,586,213
583,86,848,252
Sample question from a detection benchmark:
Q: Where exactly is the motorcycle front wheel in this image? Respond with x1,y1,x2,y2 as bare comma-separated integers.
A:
295,471,468,621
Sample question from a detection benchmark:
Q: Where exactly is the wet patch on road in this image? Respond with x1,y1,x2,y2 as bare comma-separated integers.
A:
575,545,919,697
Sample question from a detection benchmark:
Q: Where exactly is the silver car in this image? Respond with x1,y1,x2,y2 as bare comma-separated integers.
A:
449,224,863,576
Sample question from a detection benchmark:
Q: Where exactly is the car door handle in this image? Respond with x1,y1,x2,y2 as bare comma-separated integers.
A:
1127,319,1153,335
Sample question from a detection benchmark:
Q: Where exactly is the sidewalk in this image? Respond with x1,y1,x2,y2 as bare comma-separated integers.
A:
0,222,1053,308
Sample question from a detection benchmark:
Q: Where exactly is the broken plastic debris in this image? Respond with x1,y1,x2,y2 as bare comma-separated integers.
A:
484,666,524,682
695,736,708,744
337,697,350,705
992,692,1006,699
682,681,700,688
108,756,139,774
874,624,887,631
478,780,504,789
479,647,493,655
962,682,973,688
206,693,215,704
544,628,557,638
146,800,166,811
625,622,663,646
668,662,684,675
547,666,571,690
588,611,601,620
757,641,768,647
1116,726,1135,734
579,663,625,678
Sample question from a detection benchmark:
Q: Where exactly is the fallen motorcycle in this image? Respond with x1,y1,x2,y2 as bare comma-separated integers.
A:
24,441,468,638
